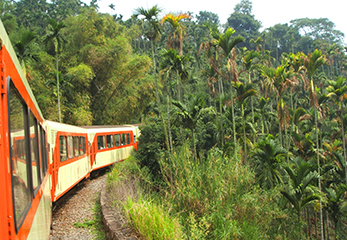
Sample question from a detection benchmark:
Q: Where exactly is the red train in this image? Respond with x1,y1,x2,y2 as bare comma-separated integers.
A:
0,20,139,239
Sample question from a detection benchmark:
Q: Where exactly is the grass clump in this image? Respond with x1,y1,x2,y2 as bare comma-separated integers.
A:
123,196,184,239
107,156,184,239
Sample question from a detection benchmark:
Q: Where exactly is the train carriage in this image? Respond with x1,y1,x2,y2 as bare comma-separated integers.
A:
45,120,90,202
82,125,139,171
0,20,52,239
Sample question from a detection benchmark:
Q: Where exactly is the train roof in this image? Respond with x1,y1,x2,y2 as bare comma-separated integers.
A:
80,125,136,134
45,120,88,133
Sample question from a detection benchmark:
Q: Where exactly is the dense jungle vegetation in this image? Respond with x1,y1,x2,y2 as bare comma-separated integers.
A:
2,0,347,238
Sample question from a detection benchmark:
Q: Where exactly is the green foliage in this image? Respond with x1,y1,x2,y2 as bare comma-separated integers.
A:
123,197,184,240
281,157,321,217
251,134,286,189
135,117,178,183
157,144,282,239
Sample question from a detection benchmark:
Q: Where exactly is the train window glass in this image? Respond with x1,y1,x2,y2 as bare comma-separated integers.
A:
40,127,48,174
38,125,44,182
106,135,113,148
9,82,31,231
59,136,67,162
127,133,130,145
68,136,74,159
121,134,126,146
97,135,105,150
43,131,48,172
80,136,86,155
114,134,120,147
29,111,40,191
74,136,79,157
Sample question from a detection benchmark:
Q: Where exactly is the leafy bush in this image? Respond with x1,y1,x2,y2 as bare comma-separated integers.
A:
135,116,179,184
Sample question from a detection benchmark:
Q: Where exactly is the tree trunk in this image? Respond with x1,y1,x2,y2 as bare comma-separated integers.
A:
219,76,223,147
230,76,236,144
56,53,61,123
340,111,347,185
314,95,324,240
167,95,173,152
151,41,170,152
242,103,247,158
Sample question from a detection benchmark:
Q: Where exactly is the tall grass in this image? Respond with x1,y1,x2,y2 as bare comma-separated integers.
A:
108,146,292,239
159,144,286,239
123,196,184,239
107,156,184,240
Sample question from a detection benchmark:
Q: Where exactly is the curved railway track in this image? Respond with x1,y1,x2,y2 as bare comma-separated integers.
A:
51,171,107,240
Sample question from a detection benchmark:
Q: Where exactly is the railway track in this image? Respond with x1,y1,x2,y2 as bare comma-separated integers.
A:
51,171,107,240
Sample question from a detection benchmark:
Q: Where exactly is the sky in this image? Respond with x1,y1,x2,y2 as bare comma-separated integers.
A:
91,0,347,44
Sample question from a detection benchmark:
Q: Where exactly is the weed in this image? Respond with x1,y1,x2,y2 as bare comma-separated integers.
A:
73,194,106,240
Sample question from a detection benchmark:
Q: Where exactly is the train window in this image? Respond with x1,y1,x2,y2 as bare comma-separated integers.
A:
80,136,86,155
40,127,48,174
127,133,130,145
43,131,48,172
114,134,120,147
97,135,105,150
9,82,31,231
37,125,44,183
106,135,113,148
68,136,74,159
74,136,79,157
121,134,126,146
29,111,40,193
59,136,67,162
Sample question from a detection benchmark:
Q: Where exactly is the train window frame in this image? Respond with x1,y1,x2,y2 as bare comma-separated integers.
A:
40,126,48,175
106,134,113,148
114,134,120,147
67,136,74,159
38,125,44,183
121,134,126,146
7,79,33,233
80,136,86,155
73,136,79,157
127,133,130,145
97,135,105,150
29,110,41,196
59,135,68,162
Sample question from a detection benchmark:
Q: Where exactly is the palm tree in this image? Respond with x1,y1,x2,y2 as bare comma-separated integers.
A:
161,12,191,55
281,157,320,237
213,27,244,144
251,134,286,189
44,18,67,123
326,76,347,184
14,30,38,66
261,63,293,149
133,5,171,151
242,49,261,126
160,48,192,151
234,81,257,156
172,95,216,159
324,184,347,238
160,48,191,101
302,49,327,240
